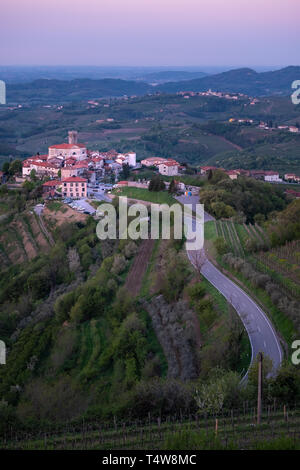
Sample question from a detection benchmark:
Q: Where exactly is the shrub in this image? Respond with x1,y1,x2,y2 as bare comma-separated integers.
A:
214,237,230,255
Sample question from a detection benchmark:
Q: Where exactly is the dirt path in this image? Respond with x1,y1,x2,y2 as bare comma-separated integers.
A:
37,214,55,246
125,239,155,297
218,135,243,151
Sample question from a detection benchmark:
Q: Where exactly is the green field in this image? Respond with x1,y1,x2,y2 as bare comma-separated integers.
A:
113,187,176,205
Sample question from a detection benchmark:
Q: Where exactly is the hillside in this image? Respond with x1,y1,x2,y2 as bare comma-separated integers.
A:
5,66,300,105
7,78,151,104
159,66,300,96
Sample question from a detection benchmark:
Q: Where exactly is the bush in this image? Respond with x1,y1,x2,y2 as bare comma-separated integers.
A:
111,255,127,275
214,237,230,255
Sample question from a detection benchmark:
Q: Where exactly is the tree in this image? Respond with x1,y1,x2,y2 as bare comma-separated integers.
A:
8,160,22,176
120,163,130,180
148,175,165,192
189,250,206,275
2,162,9,174
30,169,37,181
168,179,176,194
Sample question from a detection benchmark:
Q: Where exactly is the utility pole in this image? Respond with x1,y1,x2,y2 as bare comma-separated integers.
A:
257,352,263,425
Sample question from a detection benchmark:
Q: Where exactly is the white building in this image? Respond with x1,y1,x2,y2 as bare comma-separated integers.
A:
48,131,87,161
264,171,282,182
158,161,179,176
116,152,137,167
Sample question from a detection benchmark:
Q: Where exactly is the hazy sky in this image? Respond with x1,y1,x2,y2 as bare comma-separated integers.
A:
1,0,299,66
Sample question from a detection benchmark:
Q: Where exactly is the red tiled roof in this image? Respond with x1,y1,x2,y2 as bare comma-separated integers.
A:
28,161,60,169
200,166,218,171
42,180,61,187
73,162,89,168
159,161,179,167
61,177,87,183
49,143,86,149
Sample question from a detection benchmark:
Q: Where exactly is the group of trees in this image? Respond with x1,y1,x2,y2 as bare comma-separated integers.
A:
200,175,287,222
148,175,166,192
2,159,22,177
267,199,300,247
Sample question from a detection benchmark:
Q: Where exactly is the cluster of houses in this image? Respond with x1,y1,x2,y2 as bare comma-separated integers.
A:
21,131,137,198
199,166,300,184
258,122,299,133
140,157,181,176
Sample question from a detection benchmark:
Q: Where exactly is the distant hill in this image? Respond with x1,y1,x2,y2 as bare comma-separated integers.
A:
7,78,151,104
135,70,208,84
158,66,300,96
6,66,300,104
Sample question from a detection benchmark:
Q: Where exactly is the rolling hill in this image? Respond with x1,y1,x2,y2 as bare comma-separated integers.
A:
7,78,151,104
158,66,300,96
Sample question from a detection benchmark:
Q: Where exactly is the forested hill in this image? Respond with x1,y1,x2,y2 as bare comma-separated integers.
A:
158,66,300,96
6,78,151,104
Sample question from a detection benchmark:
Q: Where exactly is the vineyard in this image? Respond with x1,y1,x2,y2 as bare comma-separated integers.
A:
211,220,300,300
253,241,300,299
2,403,300,450
0,211,52,266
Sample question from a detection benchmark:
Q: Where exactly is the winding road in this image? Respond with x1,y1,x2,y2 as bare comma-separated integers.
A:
177,195,283,381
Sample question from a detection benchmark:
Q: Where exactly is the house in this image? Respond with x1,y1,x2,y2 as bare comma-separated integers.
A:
235,169,251,177
289,126,299,133
61,176,87,199
264,171,282,182
250,170,268,180
199,166,218,175
22,160,61,178
286,189,300,198
158,161,179,176
61,166,80,179
226,170,238,180
116,152,137,167
42,180,61,197
284,173,300,183
141,157,166,167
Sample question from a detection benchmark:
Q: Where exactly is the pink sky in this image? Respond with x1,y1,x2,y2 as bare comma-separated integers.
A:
0,0,299,66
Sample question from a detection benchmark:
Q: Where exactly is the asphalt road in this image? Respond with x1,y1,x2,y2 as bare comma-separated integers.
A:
87,187,112,203
177,195,283,380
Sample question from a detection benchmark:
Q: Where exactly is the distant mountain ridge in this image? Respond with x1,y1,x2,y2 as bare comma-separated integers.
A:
5,66,300,104
158,66,300,96
135,70,208,83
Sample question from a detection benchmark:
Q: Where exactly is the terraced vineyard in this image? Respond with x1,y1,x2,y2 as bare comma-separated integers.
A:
0,211,52,266
2,405,300,450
